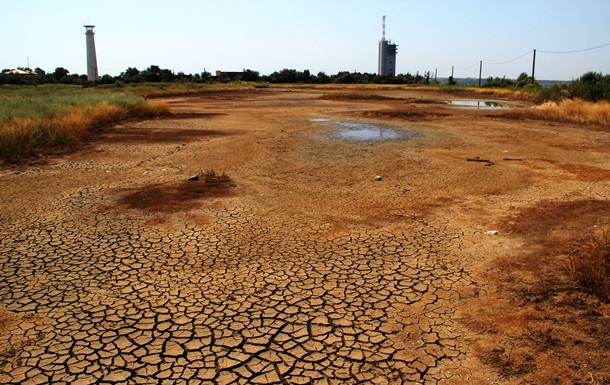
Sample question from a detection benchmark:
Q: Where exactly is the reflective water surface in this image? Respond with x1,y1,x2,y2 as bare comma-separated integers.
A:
446,100,515,109
312,120,417,142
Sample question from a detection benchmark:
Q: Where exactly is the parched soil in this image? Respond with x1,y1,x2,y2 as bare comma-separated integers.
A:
0,88,609,384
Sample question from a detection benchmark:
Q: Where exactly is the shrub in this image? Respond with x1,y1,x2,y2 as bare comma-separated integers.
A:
567,72,610,102
483,76,515,88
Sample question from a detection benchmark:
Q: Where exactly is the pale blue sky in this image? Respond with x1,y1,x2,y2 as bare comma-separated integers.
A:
2,0,609,80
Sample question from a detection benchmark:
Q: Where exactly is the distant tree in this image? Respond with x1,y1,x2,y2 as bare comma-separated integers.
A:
299,69,311,83
52,67,70,81
142,65,162,82
395,73,416,84
123,67,140,77
264,69,300,83
333,71,355,84
568,71,610,102
315,71,330,84
483,76,514,88
242,69,260,82
201,70,212,81
160,68,175,82
98,74,115,85
515,72,537,87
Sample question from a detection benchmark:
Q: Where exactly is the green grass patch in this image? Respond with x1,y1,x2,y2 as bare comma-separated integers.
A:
0,85,169,160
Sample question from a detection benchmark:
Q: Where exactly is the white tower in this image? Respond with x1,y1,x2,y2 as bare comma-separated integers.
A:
84,25,99,81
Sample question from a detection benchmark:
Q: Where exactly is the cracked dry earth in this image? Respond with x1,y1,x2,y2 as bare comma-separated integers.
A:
1,88,609,384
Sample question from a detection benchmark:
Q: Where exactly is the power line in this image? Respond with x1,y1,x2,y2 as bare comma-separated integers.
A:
456,62,480,71
484,50,534,65
539,42,610,54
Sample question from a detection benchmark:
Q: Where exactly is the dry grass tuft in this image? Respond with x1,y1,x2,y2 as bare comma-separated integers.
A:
467,87,528,99
201,169,236,186
515,99,610,127
569,229,610,301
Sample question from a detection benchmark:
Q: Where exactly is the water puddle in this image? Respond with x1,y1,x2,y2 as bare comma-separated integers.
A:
446,100,516,109
311,120,416,141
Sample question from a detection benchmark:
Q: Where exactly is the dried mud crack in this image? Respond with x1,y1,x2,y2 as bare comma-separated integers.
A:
1,87,609,384
0,196,474,384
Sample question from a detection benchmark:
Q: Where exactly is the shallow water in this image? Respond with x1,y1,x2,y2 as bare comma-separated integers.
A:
446,100,512,109
312,120,417,142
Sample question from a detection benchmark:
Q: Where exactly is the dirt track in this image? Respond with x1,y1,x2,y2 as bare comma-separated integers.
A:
1,88,609,384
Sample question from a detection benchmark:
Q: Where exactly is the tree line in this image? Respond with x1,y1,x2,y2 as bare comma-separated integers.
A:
2,65,609,102
0,65,435,86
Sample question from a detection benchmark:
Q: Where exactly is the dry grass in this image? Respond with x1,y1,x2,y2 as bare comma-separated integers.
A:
460,200,610,384
0,86,170,159
321,93,394,100
569,229,610,301
514,99,610,127
116,82,261,98
467,87,530,99
201,169,236,186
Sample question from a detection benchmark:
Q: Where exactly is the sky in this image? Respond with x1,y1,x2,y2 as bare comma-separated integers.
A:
2,0,610,81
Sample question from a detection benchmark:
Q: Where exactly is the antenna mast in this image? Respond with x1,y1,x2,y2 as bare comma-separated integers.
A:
382,15,386,41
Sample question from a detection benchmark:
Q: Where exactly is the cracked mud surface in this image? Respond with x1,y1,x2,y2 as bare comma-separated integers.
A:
1,88,609,384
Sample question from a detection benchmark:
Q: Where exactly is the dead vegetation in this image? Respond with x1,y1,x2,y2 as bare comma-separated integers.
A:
463,199,610,384
113,170,236,213
509,99,610,127
569,229,610,302
201,169,236,186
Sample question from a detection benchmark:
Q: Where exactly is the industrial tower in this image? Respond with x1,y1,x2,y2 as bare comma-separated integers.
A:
378,16,398,76
84,25,99,81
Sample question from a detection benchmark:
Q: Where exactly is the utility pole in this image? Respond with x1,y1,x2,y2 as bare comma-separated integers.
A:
478,61,482,86
434,68,437,83
531,49,536,85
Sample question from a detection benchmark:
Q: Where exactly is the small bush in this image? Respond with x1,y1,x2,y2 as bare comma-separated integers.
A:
569,229,610,301
568,72,610,102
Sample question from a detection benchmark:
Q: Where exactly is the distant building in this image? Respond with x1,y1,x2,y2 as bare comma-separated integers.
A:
2,69,36,76
378,40,398,76
377,16,398,76
84,25,99,81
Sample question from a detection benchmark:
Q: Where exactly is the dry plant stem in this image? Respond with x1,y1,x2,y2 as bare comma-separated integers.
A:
570,229,610,301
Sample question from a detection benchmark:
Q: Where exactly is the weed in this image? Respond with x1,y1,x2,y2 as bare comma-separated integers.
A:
201,169,235,186
569,229,610,301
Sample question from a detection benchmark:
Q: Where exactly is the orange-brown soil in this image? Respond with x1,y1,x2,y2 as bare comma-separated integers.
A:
1,87,609,384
